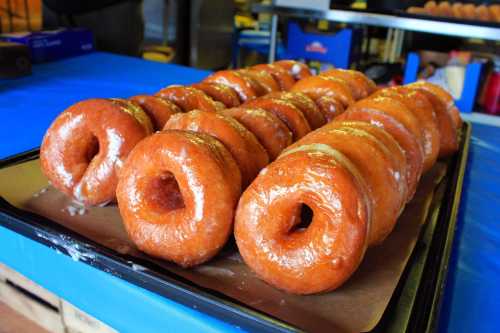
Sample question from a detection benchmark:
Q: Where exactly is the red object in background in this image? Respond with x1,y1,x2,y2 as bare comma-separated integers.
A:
484,72,500,115
484,60,500,116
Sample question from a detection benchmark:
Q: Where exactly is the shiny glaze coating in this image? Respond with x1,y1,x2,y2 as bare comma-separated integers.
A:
234,70,268,97
408,81,462,129
287,127,404,245
324,121,409,205
40,98,153,206
156,86,224,112
291,75,355,108
273,60,312,80
355,97,425,155
405,86,458,157
251,64,295,90
203,70,259,102
220,107,293,160
338,105,423,201
320,68,376,99
164,110,269,187
243,68,281,93
372,88,440,173
191,82,241,108
129,95,181,130
265,91,326,129
116,130,241,267
314,95,346,122
235,145,371,294
243,97,311,141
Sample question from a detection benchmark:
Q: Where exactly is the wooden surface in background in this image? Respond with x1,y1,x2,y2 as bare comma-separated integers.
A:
0,0,42,33
0,301,51,333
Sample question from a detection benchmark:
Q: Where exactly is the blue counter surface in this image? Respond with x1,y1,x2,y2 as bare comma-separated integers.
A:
1,52,499,332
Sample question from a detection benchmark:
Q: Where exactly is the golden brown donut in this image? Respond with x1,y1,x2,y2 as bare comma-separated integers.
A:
191,82,241,108
476,5,491,21
406,84,459,157
291,75,355,108
129,95,181,131
320,68,376,99
156,86,224,112
117,130,241,267
203,70,259,102
314,95,346,122
462,4,477,20
40,98,153,206
286,125,404,245
325,121,409,206
372,87,440,173
424,1,439,15
242,68,281,93
219,107,293,160
407,81,462,129
264,91,326,129
235,144,371,294
251,64,296,90
234,70,268,97
437,1,453,17
243,97,312,141
451,3,464,18
273,60,313,80
164,110,269,187
337,103,424,201
490,5,500,22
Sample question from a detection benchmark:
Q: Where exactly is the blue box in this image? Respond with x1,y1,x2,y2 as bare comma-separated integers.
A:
0,28,94,63
285,22,360,69
403,52,482,113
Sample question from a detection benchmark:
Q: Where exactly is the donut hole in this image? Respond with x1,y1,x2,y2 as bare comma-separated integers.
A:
289,203,314,233
85,136,100,162
147,172,185,213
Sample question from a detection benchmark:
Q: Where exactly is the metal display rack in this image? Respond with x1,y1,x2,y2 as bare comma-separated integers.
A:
252,4,500,62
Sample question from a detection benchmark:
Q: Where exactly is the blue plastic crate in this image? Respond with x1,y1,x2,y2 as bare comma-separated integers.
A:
285,21,357,69
403,52,482,113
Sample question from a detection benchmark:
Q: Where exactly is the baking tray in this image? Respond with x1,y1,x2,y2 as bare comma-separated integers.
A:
0,122,471,332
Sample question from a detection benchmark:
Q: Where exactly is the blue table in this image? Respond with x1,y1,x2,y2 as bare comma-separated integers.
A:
1,52,499,332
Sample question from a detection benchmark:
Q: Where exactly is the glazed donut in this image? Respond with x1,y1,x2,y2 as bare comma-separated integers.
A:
251,64,296,90
235,143,371,294
285,126,404,245
273,60,313,80
191,82,241,108
476,5,491,21
203,70,259,102
437,1,453,17
407,81,462,129
320,69,376,99
337,102,423,201
40,98,153,206
241,68,281,93
451,3,464,18
372,87,440,173
462,4,477,20
406,85,458,157
265,91,326,129
491,5,500,22
219,107,292,160
164,110,269,187
242,97,311,141
424,1,439,15
156,86,224,112
314,95,346,122
324,121,409,204
291,75,355,108
129,95,181,130
117,130,241,267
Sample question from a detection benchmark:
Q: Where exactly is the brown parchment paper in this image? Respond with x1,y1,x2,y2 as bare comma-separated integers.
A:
0,159,447,332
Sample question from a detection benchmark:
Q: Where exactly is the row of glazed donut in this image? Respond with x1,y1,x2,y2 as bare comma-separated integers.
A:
114,66,381,267
234,81,462,295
